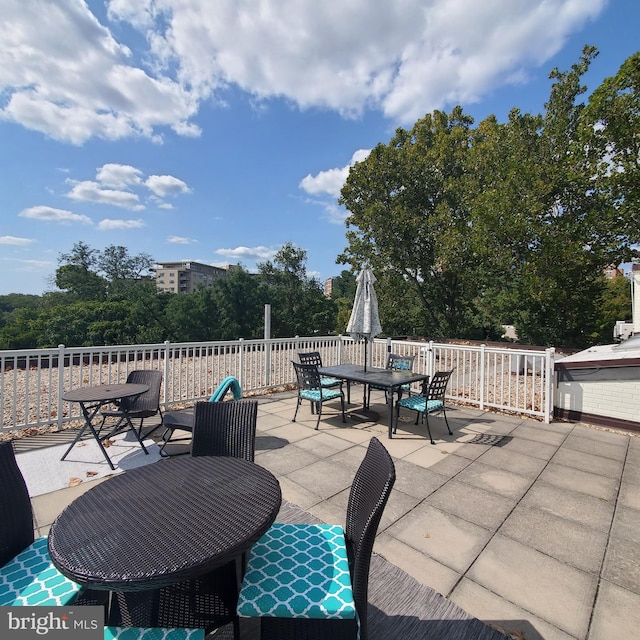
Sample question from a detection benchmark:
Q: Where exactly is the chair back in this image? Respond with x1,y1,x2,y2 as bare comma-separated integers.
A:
387,353,415,372
121,369,163,415
191,400,258,462
427,369,454,401
345,437,396,640
298,351,323,367
0,442,34,567
292,361,322,392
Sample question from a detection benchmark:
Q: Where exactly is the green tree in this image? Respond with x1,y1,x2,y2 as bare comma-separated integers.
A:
582,51,640,254
592,274,633,344
55,241,107,301
339,107,482,339
214,268,264,339
258,243,335,336
97,245,154,298
164,287,220,342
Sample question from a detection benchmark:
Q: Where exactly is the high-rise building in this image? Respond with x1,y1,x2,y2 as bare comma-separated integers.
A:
153,261,227,294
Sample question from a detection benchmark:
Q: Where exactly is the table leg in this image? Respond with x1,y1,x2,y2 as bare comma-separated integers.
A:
61,402,117,470
387,388,394,439
103,405,149,456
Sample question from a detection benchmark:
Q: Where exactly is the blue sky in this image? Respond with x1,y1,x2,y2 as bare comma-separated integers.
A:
1,0,638,295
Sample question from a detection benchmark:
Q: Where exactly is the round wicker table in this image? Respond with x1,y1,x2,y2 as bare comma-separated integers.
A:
48,456,282,631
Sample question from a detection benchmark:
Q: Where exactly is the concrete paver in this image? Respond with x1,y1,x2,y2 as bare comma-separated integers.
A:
467,534,597,639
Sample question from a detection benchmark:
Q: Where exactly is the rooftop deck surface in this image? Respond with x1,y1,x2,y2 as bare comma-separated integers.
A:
24,389,640,640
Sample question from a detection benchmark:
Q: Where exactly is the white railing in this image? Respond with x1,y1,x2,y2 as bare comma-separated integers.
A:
1,337,554,432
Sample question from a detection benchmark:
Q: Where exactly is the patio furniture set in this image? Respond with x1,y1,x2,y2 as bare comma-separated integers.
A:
296,350,455,444
0,364,400,639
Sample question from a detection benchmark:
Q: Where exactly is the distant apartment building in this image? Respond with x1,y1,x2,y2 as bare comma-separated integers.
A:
324,277,334,299
154,261,227,294
604,264,623,279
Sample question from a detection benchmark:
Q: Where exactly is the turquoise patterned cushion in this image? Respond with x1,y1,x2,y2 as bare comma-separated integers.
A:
397,397,443,413
0,536,82,606
237,523,356,620
104,627,204,640
300,389,342,402
320,376,341,387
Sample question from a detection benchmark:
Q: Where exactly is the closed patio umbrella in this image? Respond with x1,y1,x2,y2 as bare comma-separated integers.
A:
347,268,382,372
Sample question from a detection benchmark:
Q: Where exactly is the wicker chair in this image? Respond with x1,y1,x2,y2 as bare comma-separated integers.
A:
292,361,346,429
395,369,454,443
366,353,416,406
191,399,258,461
99,369,164,439
160,376,242,457
0,441,82,606
237,437,396,640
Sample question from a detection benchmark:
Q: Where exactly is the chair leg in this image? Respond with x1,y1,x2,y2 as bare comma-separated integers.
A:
424,412,435,445
442,406,452,435
159,426,175,457
340,394,346,423
315,402,322,430
293,397,301,422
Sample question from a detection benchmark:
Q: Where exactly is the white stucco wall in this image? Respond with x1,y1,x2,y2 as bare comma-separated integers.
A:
556,379,640,423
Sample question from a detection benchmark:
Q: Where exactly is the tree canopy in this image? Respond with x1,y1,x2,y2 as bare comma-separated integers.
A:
339,46,639,348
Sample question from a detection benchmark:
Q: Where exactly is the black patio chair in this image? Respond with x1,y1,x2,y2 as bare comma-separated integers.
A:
159,376,243,457
292,361,346,429
99,369,164,439
0,441,83,606
191,399,258,462
237,436,396,640
366,352,416,406
298,351,343,392
395,369,454,443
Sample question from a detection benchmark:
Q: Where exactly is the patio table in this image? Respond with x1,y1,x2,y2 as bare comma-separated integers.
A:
48,456,282,630
318,364,429,438
61,383,150,470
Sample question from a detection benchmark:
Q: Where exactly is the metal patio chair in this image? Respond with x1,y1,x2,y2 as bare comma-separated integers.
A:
394,369,454,444
292,361,346,429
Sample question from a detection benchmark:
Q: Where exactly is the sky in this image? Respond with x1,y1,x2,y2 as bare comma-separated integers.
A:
1,0,639,296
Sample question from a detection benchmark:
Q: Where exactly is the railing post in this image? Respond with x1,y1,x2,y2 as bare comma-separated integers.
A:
426,341,434,378
57,344,65,430
264,305,271,388
238,338,244,391
163,340,170,409
338,335,343,365
479,344,486,410
545,347,555,423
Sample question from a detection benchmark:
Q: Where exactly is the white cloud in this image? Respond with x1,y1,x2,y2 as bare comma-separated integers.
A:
0,1,605,142
96,164,143,188
0,0,199,144
167,235,197,244
300,149,371,198
66,180,145,210
19,206,92,224
216,246,277,261
15,259,53,271
97,218,146,230
0,236,35,246
300,149,370,224
145,175,191,196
